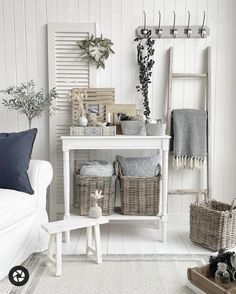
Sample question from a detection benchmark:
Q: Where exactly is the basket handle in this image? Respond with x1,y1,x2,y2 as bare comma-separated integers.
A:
114,160,122,177
229,198,236,214
195,189,208,205
156,163,162,179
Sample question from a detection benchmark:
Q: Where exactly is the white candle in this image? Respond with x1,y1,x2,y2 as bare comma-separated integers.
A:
107,112,111,123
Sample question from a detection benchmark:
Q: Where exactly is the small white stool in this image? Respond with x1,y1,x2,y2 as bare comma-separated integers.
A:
42,216,108,276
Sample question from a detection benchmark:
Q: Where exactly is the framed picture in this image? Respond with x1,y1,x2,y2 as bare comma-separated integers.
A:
106,104,137,123
71,88,115,125
106,104,137,134
86,103,101,115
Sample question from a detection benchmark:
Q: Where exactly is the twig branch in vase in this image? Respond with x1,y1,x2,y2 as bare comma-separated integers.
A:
68,88,89,126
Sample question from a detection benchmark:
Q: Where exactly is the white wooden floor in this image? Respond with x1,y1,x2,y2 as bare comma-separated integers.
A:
62,221,212,255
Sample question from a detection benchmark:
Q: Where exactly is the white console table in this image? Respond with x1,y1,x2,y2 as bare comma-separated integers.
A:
61,135,170,243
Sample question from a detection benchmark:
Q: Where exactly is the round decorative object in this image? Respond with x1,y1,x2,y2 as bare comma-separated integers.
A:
76,35,114,69
78,116,88,127
215,262,230,285
89,203,102,218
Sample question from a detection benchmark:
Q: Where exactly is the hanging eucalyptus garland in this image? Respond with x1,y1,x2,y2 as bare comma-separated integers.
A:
76,34,114,69
135,30,155,119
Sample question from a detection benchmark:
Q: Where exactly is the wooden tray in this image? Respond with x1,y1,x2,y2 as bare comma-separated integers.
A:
187,264,236,294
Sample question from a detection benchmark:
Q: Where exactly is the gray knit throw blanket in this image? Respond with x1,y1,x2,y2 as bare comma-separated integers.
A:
171,109,207,170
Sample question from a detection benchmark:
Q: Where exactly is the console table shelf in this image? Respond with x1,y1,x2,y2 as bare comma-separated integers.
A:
61,135,170,243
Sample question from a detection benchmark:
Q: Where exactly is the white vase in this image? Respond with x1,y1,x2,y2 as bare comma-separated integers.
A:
78,116,88,127
89,203,102,218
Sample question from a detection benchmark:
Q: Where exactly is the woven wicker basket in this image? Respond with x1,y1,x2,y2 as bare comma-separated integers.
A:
190,191,236,251
115,161,161,216
75,175,116,216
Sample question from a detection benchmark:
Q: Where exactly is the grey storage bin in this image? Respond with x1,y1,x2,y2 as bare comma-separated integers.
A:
120,121,146,135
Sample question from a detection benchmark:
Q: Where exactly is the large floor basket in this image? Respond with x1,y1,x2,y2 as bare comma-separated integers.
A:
190,191,236,251
75,175,116,216
116,161,161,216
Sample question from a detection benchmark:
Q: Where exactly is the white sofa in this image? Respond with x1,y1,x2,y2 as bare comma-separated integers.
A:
0,160,53,279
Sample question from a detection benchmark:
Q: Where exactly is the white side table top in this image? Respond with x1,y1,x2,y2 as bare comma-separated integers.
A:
42,216,109,234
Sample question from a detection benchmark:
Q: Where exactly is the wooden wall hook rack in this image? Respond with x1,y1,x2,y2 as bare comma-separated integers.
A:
136,25,210,39
136,10,210,39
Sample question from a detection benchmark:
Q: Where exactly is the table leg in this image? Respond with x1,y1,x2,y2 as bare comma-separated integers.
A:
161,149,169,242
46,234,55,266
55,232,62,276
86,227,93,255
94,225,102,264
63,150,70,243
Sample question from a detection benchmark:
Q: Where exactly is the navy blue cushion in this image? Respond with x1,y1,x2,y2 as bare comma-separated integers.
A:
0,129,37,194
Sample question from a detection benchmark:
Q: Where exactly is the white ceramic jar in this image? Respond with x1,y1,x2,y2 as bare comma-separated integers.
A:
89,203,102,218
78,116,88,127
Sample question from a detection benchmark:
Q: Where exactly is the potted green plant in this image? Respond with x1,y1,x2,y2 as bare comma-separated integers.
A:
1,80,57,129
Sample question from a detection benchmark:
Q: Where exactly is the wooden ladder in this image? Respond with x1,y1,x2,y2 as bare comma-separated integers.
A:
167,46,212,198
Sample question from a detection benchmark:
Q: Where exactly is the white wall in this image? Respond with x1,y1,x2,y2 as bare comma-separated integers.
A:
0,0,236,214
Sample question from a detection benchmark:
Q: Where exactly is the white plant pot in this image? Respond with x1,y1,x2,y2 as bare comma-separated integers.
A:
89,203,102,218
78,116,88,127
145,123,166,136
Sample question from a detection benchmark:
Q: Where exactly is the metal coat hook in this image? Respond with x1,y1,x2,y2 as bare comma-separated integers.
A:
141,11,149,35
185,11,192,38
156,11,163,38
171,11,178,38
136,10,209,39
200,11,207,38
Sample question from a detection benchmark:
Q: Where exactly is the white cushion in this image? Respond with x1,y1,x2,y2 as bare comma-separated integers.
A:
0,188,37,231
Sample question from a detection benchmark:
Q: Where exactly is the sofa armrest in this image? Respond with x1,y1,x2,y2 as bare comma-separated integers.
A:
28,160,53,208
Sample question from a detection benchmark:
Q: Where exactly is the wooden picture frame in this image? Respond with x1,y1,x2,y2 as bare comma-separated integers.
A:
106,104,137,134
72,88,115,125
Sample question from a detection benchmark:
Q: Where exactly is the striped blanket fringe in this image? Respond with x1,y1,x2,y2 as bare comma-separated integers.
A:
173,155,204,170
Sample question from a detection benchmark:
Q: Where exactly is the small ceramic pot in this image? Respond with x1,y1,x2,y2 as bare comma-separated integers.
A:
145,123,166,136
78,116,88,127
120,121,146,135
89,203,102,218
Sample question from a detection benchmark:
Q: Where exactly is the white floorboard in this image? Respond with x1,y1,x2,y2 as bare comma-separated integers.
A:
61,221,213,255
107,223,124,254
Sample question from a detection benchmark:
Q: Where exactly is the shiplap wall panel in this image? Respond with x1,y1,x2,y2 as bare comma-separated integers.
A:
153,0,165,119
100,0,112,88
219,0,235,202
226,2,236,202
213,0,229,202
0,0,7,131
68,0,78,22
131,0,143,109
111,0,122,103
3,0,17,132
14,0,28,131
0,0,236,218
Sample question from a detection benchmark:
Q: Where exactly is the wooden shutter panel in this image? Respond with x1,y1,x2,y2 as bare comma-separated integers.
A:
48,23,96,220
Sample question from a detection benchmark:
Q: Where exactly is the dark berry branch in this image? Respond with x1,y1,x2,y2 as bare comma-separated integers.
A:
135,31,155,120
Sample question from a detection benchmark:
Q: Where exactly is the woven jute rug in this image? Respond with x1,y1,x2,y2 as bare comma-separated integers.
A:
0,254,209,294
